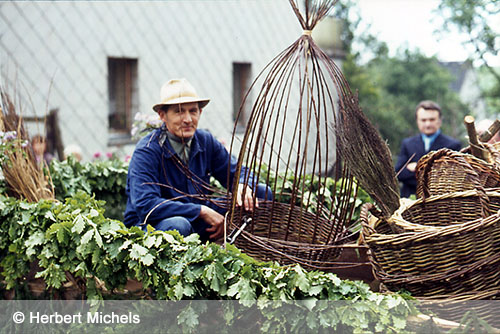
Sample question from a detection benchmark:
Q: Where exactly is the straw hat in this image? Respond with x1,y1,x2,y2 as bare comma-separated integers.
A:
152,78,210,113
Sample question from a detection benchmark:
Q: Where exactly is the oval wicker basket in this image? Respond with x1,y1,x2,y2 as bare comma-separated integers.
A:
228,201,347,271
416,148,500,199
386,189,500,233
361,202,500,297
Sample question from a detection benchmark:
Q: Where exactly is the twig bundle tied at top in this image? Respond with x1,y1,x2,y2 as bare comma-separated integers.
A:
224,0,399,267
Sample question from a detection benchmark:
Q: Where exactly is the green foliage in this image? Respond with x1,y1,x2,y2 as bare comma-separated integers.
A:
343,48,469,156
0,191,416,332
257,164,372,229
478,65,500,117
361,51,468,154
49,156,128,220
0,131,29,166
48,155,370,234
437,0,500,85
338,1,470,156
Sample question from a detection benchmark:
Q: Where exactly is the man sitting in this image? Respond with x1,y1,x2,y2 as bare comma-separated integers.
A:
124,78,270,241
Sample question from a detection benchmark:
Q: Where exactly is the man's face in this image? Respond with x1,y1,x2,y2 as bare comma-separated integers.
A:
32,140,46,156
416,108,442,136
159,102,201,139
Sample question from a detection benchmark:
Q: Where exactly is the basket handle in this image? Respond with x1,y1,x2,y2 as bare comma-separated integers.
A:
482,143,500,167
417,149,469,199
360,203,379,236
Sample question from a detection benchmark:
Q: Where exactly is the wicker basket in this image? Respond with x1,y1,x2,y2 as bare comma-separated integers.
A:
461,142,500,165
416,148,500,199
386,189,500,233
361,203,500,297
227,201,347,271
418,288,500,328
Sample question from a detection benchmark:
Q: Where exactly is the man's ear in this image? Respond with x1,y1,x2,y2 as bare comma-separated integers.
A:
158,109,166,122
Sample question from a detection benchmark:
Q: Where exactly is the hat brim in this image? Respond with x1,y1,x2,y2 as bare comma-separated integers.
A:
153,97,210,112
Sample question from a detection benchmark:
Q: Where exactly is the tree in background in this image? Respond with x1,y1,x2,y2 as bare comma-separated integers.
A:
437,0,499,82
336,0,468,156
363,51,468,154
437,0,500,116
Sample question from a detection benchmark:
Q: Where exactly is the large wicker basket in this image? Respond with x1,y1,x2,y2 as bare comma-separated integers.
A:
227,201,347,271
386,189,500,233
360,201,500,297
416,148,500,199
418,288,500,328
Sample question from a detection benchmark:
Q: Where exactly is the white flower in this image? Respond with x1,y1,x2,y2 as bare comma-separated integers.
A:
134,112,144,121
4,131,17,141
131,112,163,139
131,126,138,137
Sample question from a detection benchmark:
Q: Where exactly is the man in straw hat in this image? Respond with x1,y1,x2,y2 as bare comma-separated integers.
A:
124,78,271,241
395,100,461,198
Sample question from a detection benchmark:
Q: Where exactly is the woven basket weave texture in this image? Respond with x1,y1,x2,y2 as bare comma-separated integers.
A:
416,148,500,199
230,201,345,270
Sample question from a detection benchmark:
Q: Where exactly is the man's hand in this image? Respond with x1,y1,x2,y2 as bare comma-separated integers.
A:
199,205,224,240
236,184,259,211
406,162,417,172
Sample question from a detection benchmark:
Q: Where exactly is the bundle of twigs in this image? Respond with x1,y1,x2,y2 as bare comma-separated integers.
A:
335,94,400,217
0,89,54,202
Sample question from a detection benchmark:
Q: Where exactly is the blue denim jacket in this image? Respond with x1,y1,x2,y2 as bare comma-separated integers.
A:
124,127,248,227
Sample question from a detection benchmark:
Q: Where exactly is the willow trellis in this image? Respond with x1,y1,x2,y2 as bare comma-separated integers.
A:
225,0,399,270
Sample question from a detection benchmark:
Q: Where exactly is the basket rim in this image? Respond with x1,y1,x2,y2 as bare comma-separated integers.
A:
416,148,500,199
376,252,500,284
362,190,500,245
418,148,498,171
365,211,500,244
417,287,500,301
382,188,500,233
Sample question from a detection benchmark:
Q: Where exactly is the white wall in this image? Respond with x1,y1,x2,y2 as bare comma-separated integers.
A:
1,0,304,160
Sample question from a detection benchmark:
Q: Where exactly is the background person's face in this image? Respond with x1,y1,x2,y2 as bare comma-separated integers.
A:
160,102,201,139
416,108,441,136
32,140,46,156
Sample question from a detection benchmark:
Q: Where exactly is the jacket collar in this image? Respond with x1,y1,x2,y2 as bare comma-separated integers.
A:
421,130,441,151
157,125,204,161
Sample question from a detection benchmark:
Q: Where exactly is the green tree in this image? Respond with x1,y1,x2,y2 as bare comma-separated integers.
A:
336,1,469,155
364,50,468,154
437,0,500,115
437,0,499,82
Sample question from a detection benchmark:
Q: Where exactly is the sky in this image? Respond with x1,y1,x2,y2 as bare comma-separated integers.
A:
354,0,500,66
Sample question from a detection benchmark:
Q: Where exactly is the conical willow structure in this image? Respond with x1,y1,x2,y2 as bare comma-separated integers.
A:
225,0,399,270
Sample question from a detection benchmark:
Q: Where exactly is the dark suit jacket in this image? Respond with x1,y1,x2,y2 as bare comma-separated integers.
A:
395,133,461,198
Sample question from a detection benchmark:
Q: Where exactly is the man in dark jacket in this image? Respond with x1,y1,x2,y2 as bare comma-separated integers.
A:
395,100,461,198
124,79,270,241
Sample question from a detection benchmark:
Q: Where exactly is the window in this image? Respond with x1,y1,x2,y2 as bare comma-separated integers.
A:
233,62,252,131
108,57,138,142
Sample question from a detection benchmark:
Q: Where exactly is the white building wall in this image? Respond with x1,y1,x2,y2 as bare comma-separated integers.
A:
459,69,487,120
1,0,304,160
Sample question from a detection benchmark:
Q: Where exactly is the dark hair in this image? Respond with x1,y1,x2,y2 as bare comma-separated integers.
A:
415,100,442,118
